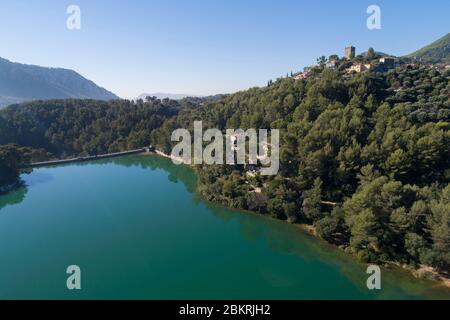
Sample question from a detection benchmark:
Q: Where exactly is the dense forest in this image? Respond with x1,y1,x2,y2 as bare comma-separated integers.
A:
0,96,213,189
0,98,184,156
150,61,450,274
0,144,51,190
0,58,449,275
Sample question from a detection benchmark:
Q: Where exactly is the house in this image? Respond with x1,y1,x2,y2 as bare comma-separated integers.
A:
379,57,399,68
344,46,356,59
347,63,367,73
326,59,337,68
293,72,307,80
293,67,313,80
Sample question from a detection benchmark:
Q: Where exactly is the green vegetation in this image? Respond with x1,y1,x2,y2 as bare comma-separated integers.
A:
0,98,182,156
0,145,22,188
0,144,51,191
0,59,449,274
150,63,450,273
406,33,450,64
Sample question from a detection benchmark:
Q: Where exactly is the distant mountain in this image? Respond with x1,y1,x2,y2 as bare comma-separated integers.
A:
137,93,199,101
406,33,450,63
0,57,118,108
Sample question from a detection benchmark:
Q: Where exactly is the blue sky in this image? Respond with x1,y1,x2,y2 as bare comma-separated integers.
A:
0,0,448,98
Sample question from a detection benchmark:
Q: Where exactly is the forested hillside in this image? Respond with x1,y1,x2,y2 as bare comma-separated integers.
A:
148,64,450,273
0,63,449,274
0,98,184,157
406,33,450,64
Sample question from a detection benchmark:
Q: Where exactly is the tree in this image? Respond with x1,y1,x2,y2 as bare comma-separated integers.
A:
348,209,379,252
427,184,450,270
283,202,298,223
404,233,427,263
315,207,347,244
344,176,406,259
315,215,338,240
316,56,328,67
0,145,21,186
302,178,323,222
385,149,410,180
366,47,375,60
329,54,339,61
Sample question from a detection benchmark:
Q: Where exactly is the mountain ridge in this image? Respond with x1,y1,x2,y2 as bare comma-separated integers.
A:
405,33,450,63
0,57,118,108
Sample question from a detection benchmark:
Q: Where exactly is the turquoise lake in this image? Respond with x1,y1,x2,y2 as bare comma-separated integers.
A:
0,154,449,299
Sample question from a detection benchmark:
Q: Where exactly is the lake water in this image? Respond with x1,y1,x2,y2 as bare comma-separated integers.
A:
0,154,449,300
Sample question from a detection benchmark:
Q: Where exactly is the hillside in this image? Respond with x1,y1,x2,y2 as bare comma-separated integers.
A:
0,57,118,108
406,33,450,63
0,48,449,275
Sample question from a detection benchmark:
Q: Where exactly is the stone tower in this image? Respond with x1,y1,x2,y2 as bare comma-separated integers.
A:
345,46,356,59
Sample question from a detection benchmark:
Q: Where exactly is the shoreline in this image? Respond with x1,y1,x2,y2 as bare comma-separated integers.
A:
20,148,147,169
0,181,21,195
293,224,450,289
145,151,450,290
8,150,450,290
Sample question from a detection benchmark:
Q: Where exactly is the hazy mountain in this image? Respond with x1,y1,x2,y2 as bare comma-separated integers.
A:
0,57,118,108
137,93,200,101
406,33,450,63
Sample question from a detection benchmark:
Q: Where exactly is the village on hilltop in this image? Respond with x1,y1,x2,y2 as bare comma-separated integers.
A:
290,45,450,82
292,46,401,80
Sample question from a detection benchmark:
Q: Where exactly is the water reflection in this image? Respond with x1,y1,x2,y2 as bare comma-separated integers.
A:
201,190,450,299
0,170,53,212
24,171,54,187
44,154,198,193
119,155,450,299
1,154,449,299
110,155,197,193
0,184,28,211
